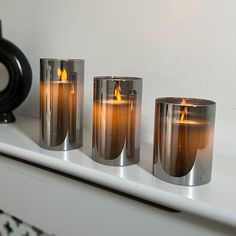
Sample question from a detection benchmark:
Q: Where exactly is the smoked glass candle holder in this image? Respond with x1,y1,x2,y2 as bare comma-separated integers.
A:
39,58,84,151
92,76,142,166
153,97,216,186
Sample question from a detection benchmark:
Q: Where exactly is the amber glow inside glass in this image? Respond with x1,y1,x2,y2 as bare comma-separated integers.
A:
40,58,84,151
92,76,142,166
153,97,216,186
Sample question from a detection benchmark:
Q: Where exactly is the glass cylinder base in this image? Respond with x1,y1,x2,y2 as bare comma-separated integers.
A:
39,58,84,151
153,97,216,186
92,76,142,166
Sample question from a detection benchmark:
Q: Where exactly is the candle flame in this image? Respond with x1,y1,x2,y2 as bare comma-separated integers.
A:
114,82,122,101
57,68,68,81
180,99,188,122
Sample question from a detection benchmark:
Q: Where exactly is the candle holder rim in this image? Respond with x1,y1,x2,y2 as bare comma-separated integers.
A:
40,58,84,62
155,97,216,106
94,76,142,81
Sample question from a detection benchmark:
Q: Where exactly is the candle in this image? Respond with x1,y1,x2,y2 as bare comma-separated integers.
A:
40,77,72,146
170,99,211,177
39,59,84,150
92,77,142,166
153,97,216,186
93,96,129,160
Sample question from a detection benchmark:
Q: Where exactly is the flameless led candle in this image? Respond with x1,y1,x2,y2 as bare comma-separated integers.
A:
39,59,84,150
92,76,142,166
153,97,216,186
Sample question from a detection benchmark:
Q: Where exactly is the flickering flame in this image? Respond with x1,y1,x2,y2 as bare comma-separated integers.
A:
180,99,188,122
114,82,122,101
57,68,68,81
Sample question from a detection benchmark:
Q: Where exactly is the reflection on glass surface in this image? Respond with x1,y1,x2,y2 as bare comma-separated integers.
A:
40,59,84,151
92,77,142,166
153,97,216,186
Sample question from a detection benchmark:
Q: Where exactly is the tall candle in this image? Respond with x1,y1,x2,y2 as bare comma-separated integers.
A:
92,77,142,166
40,59,84,151
153,97,216,186
40,79,71,146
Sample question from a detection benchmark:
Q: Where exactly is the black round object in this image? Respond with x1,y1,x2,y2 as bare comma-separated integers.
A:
0,21,32,123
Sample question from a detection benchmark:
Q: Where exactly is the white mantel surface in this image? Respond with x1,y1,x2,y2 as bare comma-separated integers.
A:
0,115,235,228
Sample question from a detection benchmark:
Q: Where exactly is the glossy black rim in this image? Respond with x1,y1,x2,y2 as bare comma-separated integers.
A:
0,38,32,114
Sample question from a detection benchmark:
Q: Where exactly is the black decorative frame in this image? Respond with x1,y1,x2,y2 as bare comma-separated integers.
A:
0,20,32,123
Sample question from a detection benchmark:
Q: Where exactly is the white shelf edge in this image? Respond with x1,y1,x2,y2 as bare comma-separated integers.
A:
0,115,235,228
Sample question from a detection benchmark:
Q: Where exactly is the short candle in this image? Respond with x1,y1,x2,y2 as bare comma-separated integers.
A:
92,77,142,166
153,97,216,186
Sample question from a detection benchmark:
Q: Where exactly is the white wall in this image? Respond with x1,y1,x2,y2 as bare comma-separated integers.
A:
0,0,236,157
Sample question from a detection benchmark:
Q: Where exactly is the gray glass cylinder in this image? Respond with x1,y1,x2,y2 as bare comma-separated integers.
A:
39,58,84,151
92,76,142,166
153,97,216,186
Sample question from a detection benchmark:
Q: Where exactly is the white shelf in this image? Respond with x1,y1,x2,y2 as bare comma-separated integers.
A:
0,115,235,227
